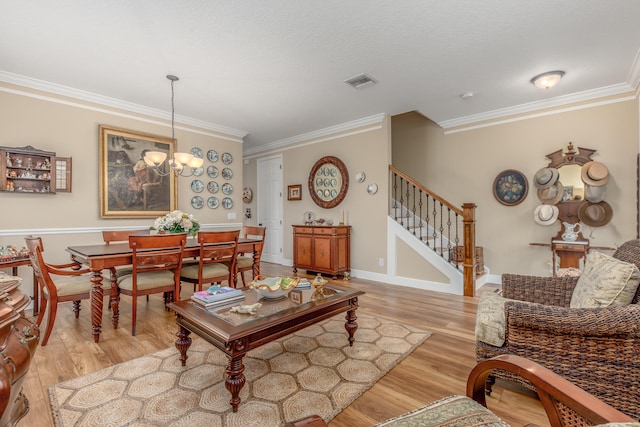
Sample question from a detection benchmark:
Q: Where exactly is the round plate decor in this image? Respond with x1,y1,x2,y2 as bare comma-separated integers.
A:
222,197,233,209
207,165,219,178
190,147,203,158
492,169,528,206
222,182,233,195
192,166,204,177
191,179,204,193
207,181,219,193
222,168,233,180
308,156,349,209
207,150,219,162
191,196,204,209
222,152,233,165
367,183,378,195
355,171,366,183
242,187,253,203
207,196,219,209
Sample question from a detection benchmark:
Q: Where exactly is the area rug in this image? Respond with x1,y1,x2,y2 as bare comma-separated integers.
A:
49,313,431,427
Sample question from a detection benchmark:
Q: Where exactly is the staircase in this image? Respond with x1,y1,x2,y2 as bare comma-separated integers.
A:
389,166,480,296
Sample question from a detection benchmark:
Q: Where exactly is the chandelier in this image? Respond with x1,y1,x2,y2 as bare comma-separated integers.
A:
144,75,204,176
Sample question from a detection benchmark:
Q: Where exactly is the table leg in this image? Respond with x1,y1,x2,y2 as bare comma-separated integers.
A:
110,272,120,329
175,325,192,366
226,353,246,412
252,243,262,277
89,270,104,343
344,306,358,347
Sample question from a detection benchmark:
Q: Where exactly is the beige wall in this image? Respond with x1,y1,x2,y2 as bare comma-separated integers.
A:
244,116,391,273
392,97,639,276
0,84,244,296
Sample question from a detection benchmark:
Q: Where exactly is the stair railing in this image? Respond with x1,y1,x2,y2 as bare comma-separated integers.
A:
389,165,477,296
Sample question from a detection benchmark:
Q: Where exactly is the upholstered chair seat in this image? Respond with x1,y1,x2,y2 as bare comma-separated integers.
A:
117,270,176,292
180,263,230,282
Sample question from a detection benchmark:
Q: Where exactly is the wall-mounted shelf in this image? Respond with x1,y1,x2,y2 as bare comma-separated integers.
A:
1,145,71,193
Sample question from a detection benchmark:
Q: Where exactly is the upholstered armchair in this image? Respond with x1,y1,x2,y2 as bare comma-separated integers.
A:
476,239,640,420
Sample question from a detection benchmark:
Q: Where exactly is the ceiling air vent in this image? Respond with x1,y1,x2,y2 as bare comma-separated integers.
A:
345,73,377,90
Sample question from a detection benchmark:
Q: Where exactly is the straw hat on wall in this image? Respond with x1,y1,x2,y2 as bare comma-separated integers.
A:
578,201,613,227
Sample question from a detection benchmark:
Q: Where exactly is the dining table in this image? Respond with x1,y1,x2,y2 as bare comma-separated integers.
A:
66,237,264,343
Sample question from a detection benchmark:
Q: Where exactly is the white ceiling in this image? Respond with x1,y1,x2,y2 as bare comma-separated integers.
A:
2,1,640,153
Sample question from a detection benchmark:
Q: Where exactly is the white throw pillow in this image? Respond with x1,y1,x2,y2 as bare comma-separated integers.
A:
475,291,508,347
570,251,640,308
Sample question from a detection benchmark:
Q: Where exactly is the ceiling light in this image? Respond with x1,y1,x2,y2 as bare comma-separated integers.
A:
144,75,204,177
345,73,377,90
530,71,565,90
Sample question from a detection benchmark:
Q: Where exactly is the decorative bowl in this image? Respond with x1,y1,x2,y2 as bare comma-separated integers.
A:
250,275,300,300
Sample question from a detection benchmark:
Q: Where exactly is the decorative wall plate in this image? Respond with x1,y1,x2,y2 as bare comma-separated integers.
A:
207,196,219,209
191,196,204,209
207,181,219,193
190,147,203,158
242,187,253,203
207,165,219,178
207,150,219,162
222,152,233,165
222,182,233,195
492,169,528,206
191,179,204,193
222,168,233,180
192,166,204,177
355,171,366,183
367,183,378,195
222,197,233,209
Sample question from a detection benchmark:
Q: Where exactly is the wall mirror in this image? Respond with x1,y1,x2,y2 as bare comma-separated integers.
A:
308,156,349,208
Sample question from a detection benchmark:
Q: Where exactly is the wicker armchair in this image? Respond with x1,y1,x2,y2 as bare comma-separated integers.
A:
476,239,640,420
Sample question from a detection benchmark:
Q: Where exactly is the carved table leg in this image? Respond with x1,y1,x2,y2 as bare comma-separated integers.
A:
252,246,262,277
226,354,246,412
175,325,192,367
111,274,120,329
345,306,358,347
90,270,104,343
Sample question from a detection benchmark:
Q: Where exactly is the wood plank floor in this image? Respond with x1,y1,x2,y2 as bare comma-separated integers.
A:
21,263,548,426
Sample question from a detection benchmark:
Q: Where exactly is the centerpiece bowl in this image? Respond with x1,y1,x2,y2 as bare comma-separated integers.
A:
249,275,300,299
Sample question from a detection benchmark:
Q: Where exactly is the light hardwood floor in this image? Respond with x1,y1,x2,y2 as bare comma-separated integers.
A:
21,263,548,426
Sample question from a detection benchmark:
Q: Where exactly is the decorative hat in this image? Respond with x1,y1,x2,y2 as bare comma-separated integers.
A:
584,184,606,203
581,162,609,186
534,204,559,226
533,167,560,189
537,180,563,205
578,201,613,227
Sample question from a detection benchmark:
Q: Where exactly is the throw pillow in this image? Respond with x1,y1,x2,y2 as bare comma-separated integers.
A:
475,291,508,347
570,251,640,308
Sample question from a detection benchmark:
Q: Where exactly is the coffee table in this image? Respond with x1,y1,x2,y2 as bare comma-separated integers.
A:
167,284,364,412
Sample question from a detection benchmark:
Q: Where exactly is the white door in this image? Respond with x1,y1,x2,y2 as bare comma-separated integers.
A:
257,155,283,264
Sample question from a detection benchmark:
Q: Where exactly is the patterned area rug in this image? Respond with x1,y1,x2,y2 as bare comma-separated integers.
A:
49,313,431,427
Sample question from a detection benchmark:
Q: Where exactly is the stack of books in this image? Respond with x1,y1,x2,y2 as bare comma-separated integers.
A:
296,279,312,289
191,286,244,308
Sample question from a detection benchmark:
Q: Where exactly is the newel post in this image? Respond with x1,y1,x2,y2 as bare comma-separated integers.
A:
462,203,477,297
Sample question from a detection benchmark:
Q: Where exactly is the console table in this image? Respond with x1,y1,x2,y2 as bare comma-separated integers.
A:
292,225,350,279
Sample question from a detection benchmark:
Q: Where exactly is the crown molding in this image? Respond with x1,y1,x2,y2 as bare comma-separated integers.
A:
627,48,640,90
438,82,635,129
0,70,248,139
243,113,387,157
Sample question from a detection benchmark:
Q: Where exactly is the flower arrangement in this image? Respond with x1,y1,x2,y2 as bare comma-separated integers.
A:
151,210,200,237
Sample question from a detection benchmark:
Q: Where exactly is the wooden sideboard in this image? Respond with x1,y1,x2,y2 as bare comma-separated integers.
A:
292,225,351,279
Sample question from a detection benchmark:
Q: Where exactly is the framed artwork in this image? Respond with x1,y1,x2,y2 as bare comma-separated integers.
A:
289,289,302,304
99,125,177,218
288,184,302,201
562,185,574,201
492,169,528,206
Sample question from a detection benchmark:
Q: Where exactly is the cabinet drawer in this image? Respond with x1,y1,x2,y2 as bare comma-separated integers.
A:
553,243,587,251
313,227,337,235
293,227,314,234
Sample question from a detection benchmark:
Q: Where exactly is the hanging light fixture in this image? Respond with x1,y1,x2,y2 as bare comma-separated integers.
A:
144,75,204,176
530,70,565,90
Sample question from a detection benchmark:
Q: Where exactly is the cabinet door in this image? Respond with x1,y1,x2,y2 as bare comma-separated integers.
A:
294,235,313,268
335,236,349,271
313,236,332,270
53,157,72,192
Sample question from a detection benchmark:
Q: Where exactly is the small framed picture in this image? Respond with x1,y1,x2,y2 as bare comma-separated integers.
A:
562,186,574,201
288,184,302,201
289,289,302,304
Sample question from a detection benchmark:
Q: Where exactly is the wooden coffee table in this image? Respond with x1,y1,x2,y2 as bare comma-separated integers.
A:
167,284,364,412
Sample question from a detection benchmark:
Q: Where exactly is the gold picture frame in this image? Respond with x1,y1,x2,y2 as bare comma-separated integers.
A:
99,125,177,218
288,184,302,201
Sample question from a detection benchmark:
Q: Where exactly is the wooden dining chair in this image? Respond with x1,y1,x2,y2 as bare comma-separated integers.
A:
180,230,239,291
236,226,265,287
102,229,151,306
115,233,187,336
25,236,101,346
